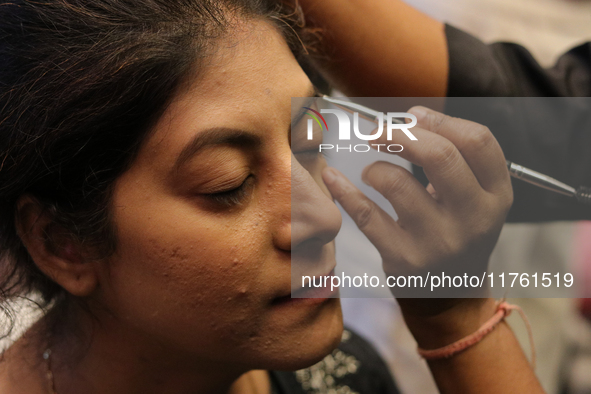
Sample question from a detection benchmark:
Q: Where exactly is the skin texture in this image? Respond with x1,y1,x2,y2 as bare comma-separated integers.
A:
1,19,343,394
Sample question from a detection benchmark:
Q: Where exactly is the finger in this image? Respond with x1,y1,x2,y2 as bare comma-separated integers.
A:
408,106,510,195
361,161,440,228
322,167,406,253
374,125,481,207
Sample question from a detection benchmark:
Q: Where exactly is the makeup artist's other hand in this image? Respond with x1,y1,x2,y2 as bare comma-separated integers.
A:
321,107,512,316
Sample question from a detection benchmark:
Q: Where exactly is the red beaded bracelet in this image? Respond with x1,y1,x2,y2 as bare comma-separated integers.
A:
417,300,536,369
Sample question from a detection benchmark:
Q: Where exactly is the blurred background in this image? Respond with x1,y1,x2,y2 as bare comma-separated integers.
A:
339,0,591,393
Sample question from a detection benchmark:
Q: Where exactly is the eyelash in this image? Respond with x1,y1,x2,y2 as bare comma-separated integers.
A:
204,175,255,207
203,151,325,208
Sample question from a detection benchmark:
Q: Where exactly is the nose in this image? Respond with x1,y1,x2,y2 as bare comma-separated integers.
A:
271,147,342,288
288,155,342,252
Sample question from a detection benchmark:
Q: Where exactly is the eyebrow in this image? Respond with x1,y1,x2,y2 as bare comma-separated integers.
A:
289,85,321,144
174,86,320,170
174,128,262,170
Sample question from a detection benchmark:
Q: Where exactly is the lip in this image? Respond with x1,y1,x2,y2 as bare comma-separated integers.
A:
272,268,339,307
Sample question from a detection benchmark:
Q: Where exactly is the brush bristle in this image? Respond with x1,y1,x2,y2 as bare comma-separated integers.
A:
576,187,591,204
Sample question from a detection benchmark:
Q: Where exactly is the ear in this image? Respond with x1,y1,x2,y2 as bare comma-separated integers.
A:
15,196,98,297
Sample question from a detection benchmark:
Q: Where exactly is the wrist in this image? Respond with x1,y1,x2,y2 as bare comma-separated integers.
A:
400,298,497,350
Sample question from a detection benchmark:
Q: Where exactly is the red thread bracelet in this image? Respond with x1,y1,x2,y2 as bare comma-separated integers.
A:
417,300,536,369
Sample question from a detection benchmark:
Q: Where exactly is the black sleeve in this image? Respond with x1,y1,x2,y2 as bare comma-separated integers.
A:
446,24,591,97
414,25,591,222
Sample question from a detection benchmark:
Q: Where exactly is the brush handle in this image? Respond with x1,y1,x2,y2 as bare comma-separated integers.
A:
506,160,576,197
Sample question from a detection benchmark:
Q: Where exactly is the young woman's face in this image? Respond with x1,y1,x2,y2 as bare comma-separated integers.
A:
94,20,343,370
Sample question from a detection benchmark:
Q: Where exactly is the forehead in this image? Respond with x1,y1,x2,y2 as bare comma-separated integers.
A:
136,19,310,166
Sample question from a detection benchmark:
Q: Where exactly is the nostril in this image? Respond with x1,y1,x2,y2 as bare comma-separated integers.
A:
292,237,332,257
290,209,342,249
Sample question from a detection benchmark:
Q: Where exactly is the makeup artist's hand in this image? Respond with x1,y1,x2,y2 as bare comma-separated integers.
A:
321,107,513,316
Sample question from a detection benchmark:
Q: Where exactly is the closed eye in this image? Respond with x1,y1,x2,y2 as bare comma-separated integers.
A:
203,175,255,207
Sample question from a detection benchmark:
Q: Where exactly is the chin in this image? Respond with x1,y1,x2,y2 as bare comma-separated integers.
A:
260,299,345,371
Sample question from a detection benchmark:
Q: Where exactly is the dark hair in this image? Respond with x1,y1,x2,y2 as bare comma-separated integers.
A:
0,0,312,333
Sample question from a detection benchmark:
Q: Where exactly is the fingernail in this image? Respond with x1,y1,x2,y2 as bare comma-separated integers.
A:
409,106,427,121
322,167,338,185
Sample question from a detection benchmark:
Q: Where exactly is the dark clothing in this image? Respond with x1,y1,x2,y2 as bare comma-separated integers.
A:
416,25,591,222
269,330,400,394
446,25,591,97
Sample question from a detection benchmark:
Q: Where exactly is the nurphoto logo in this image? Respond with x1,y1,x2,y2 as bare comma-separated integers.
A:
305,107,418,153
